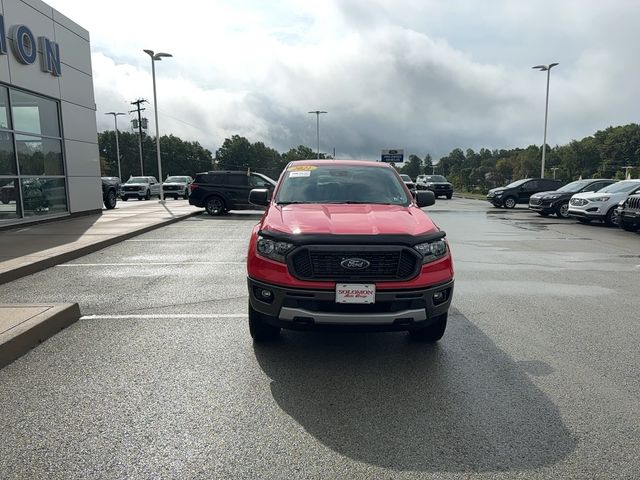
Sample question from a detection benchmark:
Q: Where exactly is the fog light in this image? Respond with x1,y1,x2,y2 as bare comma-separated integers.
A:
433,291,447,305
254,286,274,304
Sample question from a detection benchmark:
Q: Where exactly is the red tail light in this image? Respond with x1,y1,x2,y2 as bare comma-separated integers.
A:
189,183,199,193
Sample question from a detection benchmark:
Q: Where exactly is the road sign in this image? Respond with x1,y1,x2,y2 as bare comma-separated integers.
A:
381,149,404,164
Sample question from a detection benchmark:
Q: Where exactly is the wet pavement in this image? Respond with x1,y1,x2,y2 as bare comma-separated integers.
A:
0,199,638,479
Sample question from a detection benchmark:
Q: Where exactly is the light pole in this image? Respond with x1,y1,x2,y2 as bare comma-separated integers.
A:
144,49,172,202
532,63,559,178
551,167,559,179
105,112,125,179
308,110,327,159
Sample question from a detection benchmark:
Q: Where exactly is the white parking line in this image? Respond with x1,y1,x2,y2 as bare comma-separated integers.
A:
58,262,245,267
81,314,246,320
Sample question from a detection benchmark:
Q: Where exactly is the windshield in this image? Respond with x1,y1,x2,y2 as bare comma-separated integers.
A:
426,175,447,182
504,179,529,188
127,177,148,184
166,176,188,183
400,174,412,182
276,165,410,205
556,180,592,193
598,181,640,194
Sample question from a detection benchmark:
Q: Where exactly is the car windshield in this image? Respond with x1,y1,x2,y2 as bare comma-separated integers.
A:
597,181,640,194
426,175,447,182
556,180,592,193
126,177,148,184
504,179,529,188
276,165,410,205
400,174,412,182
166,176,188,183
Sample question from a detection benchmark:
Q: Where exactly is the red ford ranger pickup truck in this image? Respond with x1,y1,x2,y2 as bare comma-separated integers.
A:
246,160,454,342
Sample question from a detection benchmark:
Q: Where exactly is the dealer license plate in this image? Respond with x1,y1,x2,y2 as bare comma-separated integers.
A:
335,284,376,304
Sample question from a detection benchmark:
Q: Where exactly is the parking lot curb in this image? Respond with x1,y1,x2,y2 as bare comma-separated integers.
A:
0,303,81,369
0,209,203,286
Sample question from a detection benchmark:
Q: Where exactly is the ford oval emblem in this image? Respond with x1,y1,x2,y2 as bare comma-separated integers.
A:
340,258,370,270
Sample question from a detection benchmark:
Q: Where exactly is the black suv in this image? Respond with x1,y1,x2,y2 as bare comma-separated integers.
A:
617,194,640,232
189,171,277,215
528,178,616,218
101,177,121,209
487,178,563,208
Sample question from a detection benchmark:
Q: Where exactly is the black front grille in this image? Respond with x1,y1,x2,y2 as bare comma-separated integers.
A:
163,185,179,191
123,186,141,192
530,197,542,206
289,246,421,281
626,196,640,210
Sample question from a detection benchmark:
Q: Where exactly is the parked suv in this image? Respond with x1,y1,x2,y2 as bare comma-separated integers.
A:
400,174,416,196
121,176,161,201
528,178,615,218
246,160,454,343
162,175,193,200
101,176,121,209
617,193,640,232
569,180,640,225
417,175,454,199
487,178,563,208
189,170,276,215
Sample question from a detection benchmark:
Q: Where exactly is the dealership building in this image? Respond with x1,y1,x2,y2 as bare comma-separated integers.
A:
0,0,100,227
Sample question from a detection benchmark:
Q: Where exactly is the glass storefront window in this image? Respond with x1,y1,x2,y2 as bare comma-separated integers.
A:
20,178,67,217
0,87,10,130
0,131,16,175
0,86,67,223
10,90,60,137
16,135,64,176
0,178,20,220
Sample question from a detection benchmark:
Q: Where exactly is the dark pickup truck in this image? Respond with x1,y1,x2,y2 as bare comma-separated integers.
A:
102,177,121,209
618,194,640,232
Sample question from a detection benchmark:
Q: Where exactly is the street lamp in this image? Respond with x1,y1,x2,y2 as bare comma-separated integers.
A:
144,49,172,202
308,110,327,159
532,62,559,179
105,112,125,179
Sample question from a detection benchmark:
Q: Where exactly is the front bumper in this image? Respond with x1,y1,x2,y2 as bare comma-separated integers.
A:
487,196,504,205
163,186,187,196
568,207,605,220
529,201,557,214
248,277,454,331
429,187,453,196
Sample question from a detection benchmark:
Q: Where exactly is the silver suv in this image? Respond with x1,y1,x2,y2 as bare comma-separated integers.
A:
568,180,640,225
121,176,161,201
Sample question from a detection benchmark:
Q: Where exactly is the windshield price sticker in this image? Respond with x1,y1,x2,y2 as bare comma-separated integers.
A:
287,165,317,172
336,284,376,304
289,171,311,178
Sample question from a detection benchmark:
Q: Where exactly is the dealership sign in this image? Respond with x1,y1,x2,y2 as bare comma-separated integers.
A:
0,14,62,76
380,149,404,164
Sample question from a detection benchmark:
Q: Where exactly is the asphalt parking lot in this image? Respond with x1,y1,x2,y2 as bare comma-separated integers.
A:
0,198,638,479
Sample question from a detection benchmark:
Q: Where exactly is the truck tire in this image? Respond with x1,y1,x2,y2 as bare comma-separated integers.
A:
104,189,117,209
621,220,640,232
248,303,280,342
145,190,151,200
410,312,447,342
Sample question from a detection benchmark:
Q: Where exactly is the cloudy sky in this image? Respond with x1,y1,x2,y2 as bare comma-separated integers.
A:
49,0,640,160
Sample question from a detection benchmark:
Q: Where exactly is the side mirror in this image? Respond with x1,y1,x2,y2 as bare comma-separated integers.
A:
415,190,435,208
249,188,270,206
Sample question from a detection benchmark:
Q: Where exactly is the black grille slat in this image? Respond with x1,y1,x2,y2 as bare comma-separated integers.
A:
290,247,420,281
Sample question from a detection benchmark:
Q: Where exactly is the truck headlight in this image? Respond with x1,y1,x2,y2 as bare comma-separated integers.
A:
256,236,294,263
414,238,448,263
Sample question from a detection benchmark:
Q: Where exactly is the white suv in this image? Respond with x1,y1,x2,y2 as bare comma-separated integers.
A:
568,180,640,225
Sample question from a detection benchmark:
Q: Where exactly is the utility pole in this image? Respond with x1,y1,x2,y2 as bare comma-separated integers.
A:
532,63,559,178
130,99,147,176
308,110,327,159
623,165,634,179
551,167,559,179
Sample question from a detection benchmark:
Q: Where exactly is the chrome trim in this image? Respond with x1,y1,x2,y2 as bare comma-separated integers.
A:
278,307,427,325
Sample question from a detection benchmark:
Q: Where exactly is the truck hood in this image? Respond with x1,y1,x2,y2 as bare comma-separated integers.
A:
261,204,438,236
